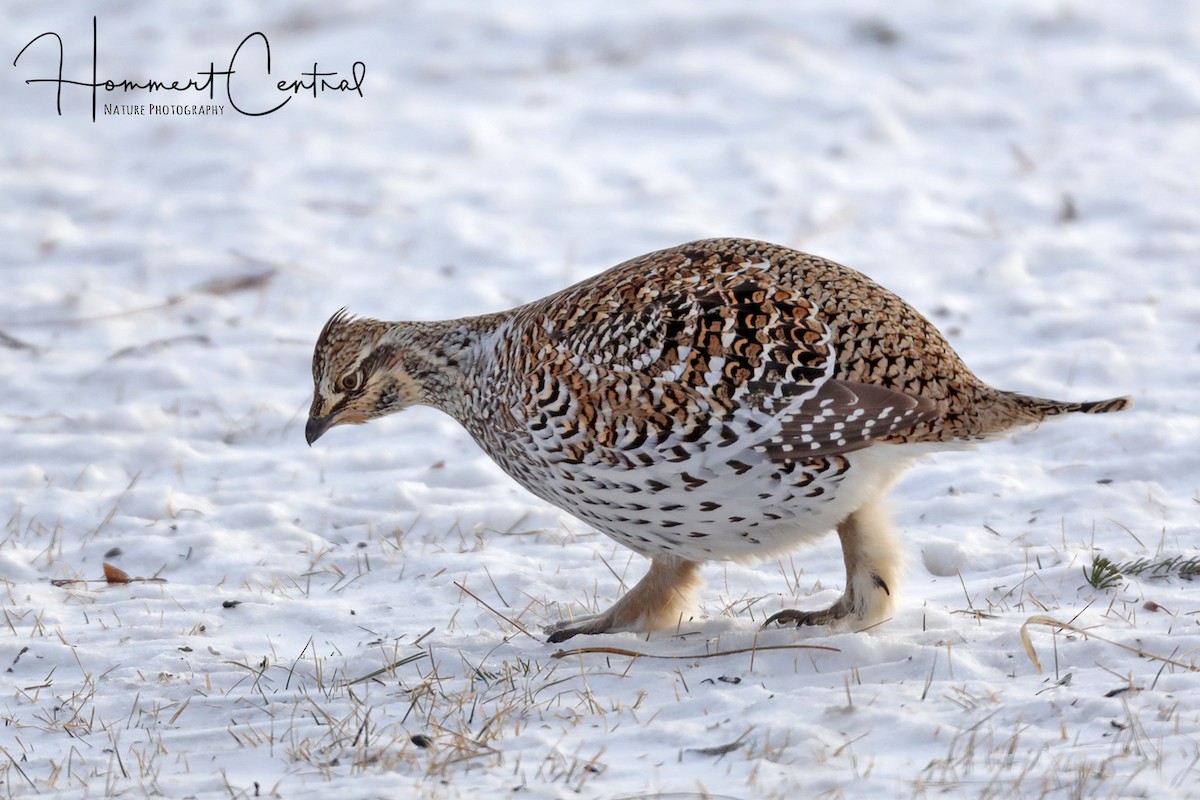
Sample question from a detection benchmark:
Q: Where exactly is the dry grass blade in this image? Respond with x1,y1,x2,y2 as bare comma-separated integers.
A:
0,330,43,353
8,270,275,328
12,296,187,326
1021,615,1200,674
1,747,36,790
552,642,840,661
190,270,277,297
107,334,212,361
454,581,537,639
346,652,429,686
687,726,754,757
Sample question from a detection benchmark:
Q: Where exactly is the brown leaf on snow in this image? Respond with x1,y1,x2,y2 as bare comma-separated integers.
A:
103,563,132,584
50,565,167,588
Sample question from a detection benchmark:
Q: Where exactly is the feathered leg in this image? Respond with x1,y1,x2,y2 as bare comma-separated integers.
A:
546,555,701,643
764,498,901,629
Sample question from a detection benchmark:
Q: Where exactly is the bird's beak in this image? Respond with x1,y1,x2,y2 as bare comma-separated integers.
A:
305,414,334,446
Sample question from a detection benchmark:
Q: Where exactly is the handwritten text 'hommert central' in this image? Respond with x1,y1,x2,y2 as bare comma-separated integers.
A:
13,17,365,121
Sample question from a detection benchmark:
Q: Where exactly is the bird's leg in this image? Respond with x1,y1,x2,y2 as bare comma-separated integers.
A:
546,555,701,644
764,499,901,630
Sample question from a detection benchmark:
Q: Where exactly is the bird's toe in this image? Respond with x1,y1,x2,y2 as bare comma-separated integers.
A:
763,596,852,629
544,612,611,643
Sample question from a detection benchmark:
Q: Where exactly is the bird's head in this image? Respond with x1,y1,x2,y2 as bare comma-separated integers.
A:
305,309,428,445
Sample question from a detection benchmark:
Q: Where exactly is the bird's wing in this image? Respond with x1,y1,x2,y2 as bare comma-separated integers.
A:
751,378,938,461
519,259,936,465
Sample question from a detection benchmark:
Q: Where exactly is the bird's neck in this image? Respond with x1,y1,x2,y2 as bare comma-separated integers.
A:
384,312,510,419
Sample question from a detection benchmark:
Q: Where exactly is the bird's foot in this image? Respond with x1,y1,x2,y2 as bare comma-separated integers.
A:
761,594,853,629
544,612,617,644
543,556,701,644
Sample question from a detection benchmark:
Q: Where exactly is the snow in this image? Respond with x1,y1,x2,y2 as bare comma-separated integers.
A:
2,1,1198,798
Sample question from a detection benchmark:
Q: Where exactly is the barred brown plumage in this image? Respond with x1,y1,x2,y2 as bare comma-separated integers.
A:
306,238,1131,642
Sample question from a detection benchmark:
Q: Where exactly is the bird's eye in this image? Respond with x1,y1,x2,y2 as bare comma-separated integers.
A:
339,372,363,393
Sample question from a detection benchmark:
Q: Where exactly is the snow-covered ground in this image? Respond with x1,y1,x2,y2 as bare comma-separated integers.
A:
2,2,1198,798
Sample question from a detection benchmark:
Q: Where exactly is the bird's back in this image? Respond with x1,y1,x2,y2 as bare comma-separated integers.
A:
477,239,989,456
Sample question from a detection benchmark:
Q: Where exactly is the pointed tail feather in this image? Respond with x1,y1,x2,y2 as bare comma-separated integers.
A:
1072,396,1134,414
1002,391,1133,420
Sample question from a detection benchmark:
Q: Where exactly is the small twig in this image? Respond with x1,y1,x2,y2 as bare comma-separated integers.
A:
345,652,428,686
107,334,212,361
190,270,277,297
50,577,168,587
956,568,975,612
285,637,313,691
4,268,275,328
481,564,508,608
552,642,840,661
0,330,43,353
453,581,537,639
9,296,187,327
51,562,167,588
1020,615,1200,674
87,472,141,541
2,747,36,789
687,725,754,757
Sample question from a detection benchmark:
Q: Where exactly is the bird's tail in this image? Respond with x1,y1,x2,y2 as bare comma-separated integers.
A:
932,387,1132,443
1006,392,1134,418
977,390,1133,439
